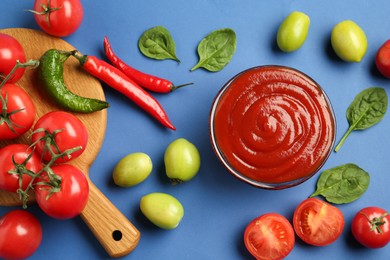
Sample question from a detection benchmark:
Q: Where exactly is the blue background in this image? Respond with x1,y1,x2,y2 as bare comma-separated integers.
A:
1,0,390,259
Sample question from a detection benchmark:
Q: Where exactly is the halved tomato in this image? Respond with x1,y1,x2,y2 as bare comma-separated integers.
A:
244,213,295,260
293,198,344,246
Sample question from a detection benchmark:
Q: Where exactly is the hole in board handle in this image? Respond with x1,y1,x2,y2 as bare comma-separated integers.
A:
112,230,123,241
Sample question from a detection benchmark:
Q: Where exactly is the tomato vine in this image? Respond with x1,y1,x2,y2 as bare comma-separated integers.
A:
14,137,82,208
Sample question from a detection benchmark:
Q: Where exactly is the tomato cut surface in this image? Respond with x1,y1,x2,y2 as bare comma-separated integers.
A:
293,198,344,246
244,213,295,260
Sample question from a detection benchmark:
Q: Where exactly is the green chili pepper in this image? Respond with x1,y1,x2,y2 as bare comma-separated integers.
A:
38,49,109,113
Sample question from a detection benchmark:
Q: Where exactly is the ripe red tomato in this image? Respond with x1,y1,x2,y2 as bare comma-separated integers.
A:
352,206,390,248
0,33,26,83
244,213,295,260
376,40,390,78
0,210,42,259
31,111,88,163
0,144,43,192
35,164,89,219
293,198,344,246
33,0,84,37
0,83,36,140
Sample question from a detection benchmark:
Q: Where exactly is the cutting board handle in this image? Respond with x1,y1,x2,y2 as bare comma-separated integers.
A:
80,181,140,258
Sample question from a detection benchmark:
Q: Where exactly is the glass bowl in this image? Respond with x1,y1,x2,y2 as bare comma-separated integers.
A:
209,65,336,189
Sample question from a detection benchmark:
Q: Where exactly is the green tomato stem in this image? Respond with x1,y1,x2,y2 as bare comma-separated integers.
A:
360,211,388,234
0,59,40,89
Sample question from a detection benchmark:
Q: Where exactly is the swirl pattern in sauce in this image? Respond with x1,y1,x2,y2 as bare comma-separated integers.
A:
211,66,335,187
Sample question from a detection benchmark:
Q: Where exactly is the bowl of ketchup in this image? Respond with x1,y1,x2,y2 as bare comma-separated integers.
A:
209,65,336,189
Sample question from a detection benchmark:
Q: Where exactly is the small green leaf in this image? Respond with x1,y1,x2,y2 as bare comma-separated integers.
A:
138,26,180,62
310,163,370,204
335,87,388,152
191,28,236,72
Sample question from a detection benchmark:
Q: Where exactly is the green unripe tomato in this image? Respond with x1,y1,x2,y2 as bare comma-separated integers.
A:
277,11,310,52
331,20,368,62
140,192,184,229
112,152,153,187
164,138,201,183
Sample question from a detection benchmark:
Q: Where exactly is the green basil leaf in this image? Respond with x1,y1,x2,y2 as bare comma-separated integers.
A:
335,87,388,152
191,28,236,72
138,26,180,62
310,163,370,204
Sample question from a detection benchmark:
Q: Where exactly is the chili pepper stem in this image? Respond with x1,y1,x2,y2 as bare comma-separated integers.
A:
73,51,87,66
170,82,194,92
0,59,40,88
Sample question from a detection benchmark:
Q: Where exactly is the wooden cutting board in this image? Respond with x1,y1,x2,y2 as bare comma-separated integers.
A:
0,28,140,258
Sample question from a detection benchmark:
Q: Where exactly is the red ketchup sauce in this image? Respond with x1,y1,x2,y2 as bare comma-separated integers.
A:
210,66,335,188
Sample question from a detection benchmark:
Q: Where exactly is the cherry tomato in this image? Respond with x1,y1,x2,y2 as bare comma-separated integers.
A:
31,111,88,163
331,20,367,62
244,213,295,260
293,198,344,246
0,144,43,192
277,11,310,52
35,164,89,219
376,40,390,78
0,83,36,140
164,138,201,183
33,0,84,37
352,206,390,248
140,192,184,229
0,33,26,83
113,152,153,187
0,210,42,259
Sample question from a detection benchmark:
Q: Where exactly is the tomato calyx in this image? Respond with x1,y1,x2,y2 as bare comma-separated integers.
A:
360,211,389,234
30,127,82,162
35,167,62,200
28,0,63,28
8,151,36,185
169,178,184,185
6,148,42,206
30,128,63,157
0,93,26,133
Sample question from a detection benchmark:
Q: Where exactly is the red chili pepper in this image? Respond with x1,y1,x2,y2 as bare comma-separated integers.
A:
103,36,192,93
73,52,176,130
